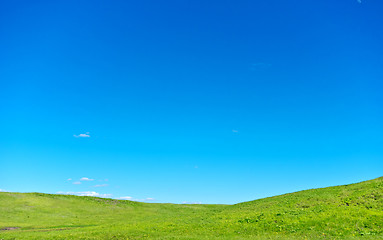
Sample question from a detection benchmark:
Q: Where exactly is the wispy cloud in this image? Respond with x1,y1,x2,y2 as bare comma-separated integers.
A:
57,191,112,198
74,132,90,138
72,181,81,185
117,196,155,202
93,184,108,188
67,178,72,181
118,196,132,200
80,177,94,181
0,189,8,192
232,129,239,133
98,179,109,182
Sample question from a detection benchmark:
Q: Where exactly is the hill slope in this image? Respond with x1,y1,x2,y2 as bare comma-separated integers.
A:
1,177,382,239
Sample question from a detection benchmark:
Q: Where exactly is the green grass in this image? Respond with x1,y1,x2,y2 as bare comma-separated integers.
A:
1,177,382,239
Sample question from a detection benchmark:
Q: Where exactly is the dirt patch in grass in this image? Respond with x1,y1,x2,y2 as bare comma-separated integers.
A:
0,227,20,231
20,225,96,233
31,228,74,232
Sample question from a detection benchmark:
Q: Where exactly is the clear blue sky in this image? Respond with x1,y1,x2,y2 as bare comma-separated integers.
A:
1,0,382,204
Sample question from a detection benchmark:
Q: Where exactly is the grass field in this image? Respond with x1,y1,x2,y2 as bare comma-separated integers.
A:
1,177,382,239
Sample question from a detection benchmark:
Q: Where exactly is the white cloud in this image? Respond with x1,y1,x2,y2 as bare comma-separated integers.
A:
0,189,7,192
117,196,155,202
118,196,133,200
135,197,155,202
67,178,72,181
57,191,112,198
73,181,81,185
74,132,90,138
80,177,94,181
232,129,238,133
93,184,108,187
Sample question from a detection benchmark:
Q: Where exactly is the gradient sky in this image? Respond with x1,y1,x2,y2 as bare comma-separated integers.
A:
1,0,382,204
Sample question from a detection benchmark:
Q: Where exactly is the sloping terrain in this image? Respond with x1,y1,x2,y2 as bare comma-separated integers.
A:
1,177,382,239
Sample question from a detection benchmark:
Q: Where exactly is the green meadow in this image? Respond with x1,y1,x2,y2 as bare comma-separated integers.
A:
1,177,382,239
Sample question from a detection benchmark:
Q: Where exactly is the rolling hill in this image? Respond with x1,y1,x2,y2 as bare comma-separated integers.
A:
1,177,382,239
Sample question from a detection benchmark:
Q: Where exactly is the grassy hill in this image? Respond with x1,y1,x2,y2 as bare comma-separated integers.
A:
1,177,382,239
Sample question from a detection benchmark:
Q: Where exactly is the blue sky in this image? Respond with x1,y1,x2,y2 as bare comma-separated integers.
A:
1,0,382,204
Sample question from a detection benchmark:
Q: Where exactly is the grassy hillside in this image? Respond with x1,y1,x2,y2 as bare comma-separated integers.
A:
1,177,382,239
